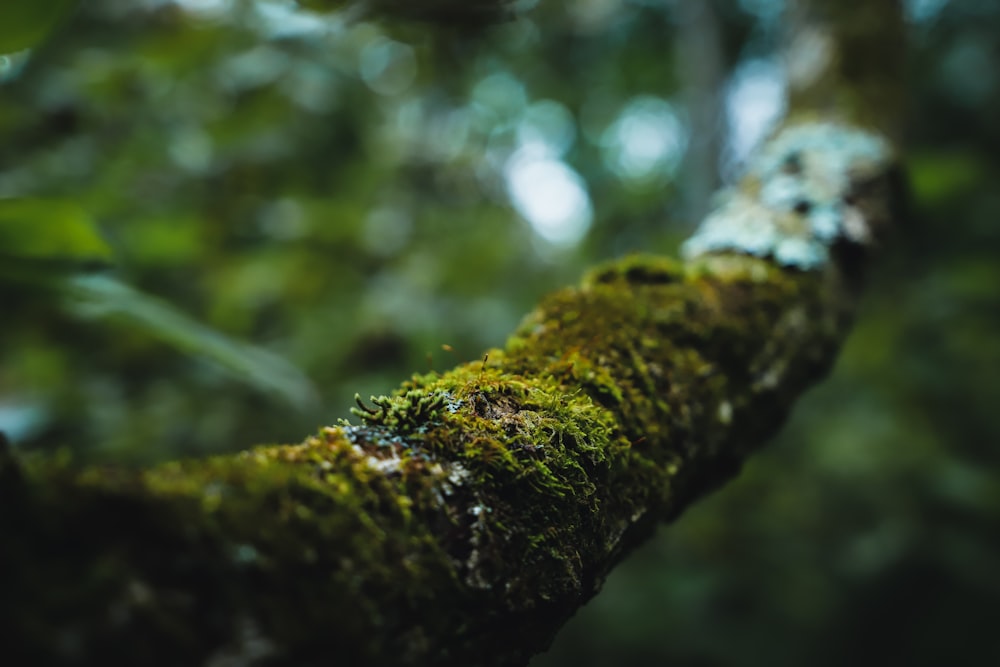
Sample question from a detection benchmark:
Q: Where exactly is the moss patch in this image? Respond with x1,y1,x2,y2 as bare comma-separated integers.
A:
4,252,856,666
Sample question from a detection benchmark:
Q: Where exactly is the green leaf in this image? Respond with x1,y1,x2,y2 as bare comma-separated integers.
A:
0,0,77,54
0,198,112,267
0,198,314,407
63,273,319,410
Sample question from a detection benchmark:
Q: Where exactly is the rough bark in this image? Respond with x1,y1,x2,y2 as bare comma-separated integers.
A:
0,1,905,665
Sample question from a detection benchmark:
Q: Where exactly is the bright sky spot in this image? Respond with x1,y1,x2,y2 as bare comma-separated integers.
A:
359,37,417,96
504,147,593,247
601,96,686,184
723,58,786,174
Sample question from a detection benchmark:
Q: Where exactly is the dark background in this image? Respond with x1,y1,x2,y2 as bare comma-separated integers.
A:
1,1,998,665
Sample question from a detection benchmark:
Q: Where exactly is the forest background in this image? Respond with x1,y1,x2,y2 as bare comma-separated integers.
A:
1,1,999,665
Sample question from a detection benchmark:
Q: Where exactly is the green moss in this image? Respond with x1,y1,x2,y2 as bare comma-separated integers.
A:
584,253,686,287
3,252,856,666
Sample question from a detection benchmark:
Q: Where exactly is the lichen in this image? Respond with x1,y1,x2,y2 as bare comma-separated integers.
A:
682,121,893,269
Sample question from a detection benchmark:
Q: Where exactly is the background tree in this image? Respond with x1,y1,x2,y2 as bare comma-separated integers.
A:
1,0,998,665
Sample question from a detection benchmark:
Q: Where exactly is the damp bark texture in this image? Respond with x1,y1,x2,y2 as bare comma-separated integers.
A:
0,1,906,665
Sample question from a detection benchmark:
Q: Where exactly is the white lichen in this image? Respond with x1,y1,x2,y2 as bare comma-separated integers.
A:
448,462,472,487
366,453,404,475
468,504,490,517
682,122,892,269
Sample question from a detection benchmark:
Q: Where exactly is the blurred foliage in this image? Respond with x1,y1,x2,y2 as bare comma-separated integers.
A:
0,0,78,54
0,198,315,415
1,0,998,665
0,198,111,265
0,0,693,463
296,0,520,26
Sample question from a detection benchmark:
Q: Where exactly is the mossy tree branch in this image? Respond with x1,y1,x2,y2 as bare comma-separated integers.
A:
0,1,905,665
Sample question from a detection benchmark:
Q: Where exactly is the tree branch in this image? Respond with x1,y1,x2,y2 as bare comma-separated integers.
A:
0,2,906,665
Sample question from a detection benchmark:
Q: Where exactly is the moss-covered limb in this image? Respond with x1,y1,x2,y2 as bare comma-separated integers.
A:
1,111,903,667
1,248,865,666
0,106,904,667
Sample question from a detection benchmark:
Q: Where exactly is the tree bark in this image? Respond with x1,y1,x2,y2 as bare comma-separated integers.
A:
0,1,905,665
